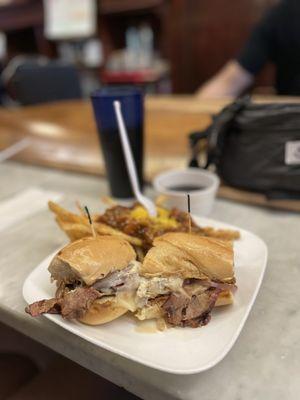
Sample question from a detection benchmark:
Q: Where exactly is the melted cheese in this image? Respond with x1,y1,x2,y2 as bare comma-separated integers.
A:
116,291,137,312
136,276,183,307
109,259,185,313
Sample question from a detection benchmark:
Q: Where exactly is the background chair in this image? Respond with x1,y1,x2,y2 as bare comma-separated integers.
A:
5,57,82,105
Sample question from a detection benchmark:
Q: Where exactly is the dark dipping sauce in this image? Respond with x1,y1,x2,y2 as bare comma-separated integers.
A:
167,185,206,192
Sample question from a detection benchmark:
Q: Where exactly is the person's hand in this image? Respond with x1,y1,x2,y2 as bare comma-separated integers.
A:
196,60,254,99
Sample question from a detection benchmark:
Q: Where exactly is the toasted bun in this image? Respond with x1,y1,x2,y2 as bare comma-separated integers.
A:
141,232,234,282
49,236,136,285
79,297,127,325
215,290,234,306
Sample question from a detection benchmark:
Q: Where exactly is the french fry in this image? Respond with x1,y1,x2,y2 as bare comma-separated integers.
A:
94,222,142,246
75,200,86,217
48,201,87,224
55,220,92,242
48,201,240,250
49,201,143,246
100,196,117,207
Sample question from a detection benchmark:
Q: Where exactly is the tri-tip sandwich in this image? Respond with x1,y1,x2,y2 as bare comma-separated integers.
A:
26,233,236,328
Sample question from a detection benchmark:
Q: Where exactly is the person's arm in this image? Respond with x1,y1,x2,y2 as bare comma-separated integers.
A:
197,60,254,98
197,1,284,99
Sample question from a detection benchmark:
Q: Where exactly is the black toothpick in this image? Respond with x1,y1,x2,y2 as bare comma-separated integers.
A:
84,205,96,237
187,194,191,213
187,194,192,233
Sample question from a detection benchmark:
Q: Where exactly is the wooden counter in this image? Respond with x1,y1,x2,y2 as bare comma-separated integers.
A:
1,94,300,179
0,95,220,179
1,94,300,211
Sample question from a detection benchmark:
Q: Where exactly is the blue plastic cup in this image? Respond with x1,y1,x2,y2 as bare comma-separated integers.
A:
91,87,144,198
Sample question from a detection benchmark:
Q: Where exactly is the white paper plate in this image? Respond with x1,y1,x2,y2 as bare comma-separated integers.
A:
23,216,267,374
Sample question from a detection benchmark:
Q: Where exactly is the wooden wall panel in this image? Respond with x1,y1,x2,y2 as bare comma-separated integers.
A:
0,0,280,93
168,0,279,92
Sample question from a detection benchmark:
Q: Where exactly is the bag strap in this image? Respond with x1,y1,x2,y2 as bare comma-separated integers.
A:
189,95,250,168
189,130,209,167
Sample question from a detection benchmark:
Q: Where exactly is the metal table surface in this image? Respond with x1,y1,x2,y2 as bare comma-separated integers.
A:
0,162,299,400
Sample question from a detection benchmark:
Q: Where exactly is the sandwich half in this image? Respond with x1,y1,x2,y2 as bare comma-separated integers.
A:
134,232,236,328
26,236,141,325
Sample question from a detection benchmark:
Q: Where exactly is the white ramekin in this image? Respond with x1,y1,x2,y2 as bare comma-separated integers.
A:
153,168,220,216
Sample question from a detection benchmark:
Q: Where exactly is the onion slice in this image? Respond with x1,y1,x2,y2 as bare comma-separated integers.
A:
199,280,237,293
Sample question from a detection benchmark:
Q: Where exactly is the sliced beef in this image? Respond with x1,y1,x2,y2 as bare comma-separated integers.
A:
55,280,82,298
25,298,61,317
163,294,188,326
92,263,140,294
25,287,100,320
60,287,99,319
48,256,80,286
162,288,220,328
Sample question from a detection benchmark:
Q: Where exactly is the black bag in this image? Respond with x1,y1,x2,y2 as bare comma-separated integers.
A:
189,96,300,199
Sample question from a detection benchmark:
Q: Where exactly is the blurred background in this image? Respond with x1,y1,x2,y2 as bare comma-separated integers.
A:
0,0,278,106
